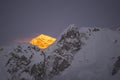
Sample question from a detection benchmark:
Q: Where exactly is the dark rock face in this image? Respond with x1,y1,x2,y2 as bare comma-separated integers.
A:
46,25,82,79
4,25,85,80
112,56,120,75
5,44,45,80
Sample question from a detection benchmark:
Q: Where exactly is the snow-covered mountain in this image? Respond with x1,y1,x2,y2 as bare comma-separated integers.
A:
0,25,120,80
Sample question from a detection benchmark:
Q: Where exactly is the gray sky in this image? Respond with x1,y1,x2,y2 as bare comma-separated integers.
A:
0,0,120,46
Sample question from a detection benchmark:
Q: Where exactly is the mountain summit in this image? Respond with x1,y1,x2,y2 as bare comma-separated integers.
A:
0,25,120,80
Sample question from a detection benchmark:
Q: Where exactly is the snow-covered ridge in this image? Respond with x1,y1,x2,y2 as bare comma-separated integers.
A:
0,25,120,80
53,26,120,80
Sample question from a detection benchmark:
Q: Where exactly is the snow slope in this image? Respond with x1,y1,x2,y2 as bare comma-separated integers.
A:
53,27,120,80
0,43,44,80
0,25,120,80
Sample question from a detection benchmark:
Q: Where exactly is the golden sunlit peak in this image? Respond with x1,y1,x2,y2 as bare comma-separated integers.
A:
30,34,56,49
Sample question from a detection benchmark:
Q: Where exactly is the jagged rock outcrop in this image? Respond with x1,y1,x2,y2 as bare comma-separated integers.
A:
45,25,83,79
2,25,120,80
112,56,120,75
1,25,85,80
4,43,45,80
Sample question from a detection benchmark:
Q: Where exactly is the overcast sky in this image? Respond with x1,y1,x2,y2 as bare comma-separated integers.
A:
0,0,120,46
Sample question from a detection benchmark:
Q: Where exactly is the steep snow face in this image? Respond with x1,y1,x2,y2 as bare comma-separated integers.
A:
53,27,120,80
0,26,120,80
0,43,45,80
0,25,86,80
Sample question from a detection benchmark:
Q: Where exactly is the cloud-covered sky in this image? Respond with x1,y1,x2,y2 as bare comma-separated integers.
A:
0,0,120,46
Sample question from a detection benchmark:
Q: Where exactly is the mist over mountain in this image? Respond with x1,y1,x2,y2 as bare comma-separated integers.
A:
0,25,120,80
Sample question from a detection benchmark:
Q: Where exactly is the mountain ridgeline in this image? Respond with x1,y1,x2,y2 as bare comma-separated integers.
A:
0,25,120,80
0,25,86,80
